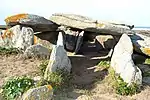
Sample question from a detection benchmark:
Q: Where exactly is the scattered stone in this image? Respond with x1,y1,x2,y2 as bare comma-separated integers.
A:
130,33,150,57
0,25,34,50
44,32,72,78
5,13,58,32
22,85,53,100
143,77,150,84
95,35,118,50
111,34,142,85
24,44,51,59
50,13,135,35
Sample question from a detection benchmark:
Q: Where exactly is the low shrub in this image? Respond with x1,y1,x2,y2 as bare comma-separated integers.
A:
106,68,140,96
145,58,150,64
46,69,72,90
2,76,34,100
0,47,21,55
38,60,49,75
115,77,139,95
95,60,110,72
97,60,110,68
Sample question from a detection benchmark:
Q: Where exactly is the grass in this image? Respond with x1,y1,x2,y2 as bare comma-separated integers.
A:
0,47,21,55
104,67,140,96
46,69,72,91
143,71,150,77
2,76,34,100
38,60,72,91
38,60,49,75
145,58,150,64
94,60,110,72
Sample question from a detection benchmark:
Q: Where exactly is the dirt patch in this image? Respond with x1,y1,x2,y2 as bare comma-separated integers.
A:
1,53,150,100
0,55,41,87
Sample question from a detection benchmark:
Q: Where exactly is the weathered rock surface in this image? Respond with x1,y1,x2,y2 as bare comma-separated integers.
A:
95,35,119,50
44,32,72,78
22,85,53,100
0,25,34,50
130,33,150,57
50,13,135,35
111,34,142,85
24,44,51,58
5,13,58,32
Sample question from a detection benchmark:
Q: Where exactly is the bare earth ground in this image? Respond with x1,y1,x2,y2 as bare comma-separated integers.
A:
0,53,150,100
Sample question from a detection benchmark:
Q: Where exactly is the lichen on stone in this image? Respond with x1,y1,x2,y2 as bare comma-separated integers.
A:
1,29,14,39
5,13,28,24
142,48,150,56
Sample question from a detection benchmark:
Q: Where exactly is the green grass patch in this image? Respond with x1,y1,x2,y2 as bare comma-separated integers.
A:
143,71,150,77
97,60,110,68
145,58,150,64
2,76,34,100
95,60,110,71
105,67,140,96
0,47,21,55
38,60,49,75
46,69,72,90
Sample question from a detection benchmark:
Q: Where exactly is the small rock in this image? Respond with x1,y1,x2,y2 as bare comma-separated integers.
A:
130,33,150,57
95,35,118,50
143,77,150,84
22,85,53,100
111,34,142,85
44,32,72,78
24,44,51,58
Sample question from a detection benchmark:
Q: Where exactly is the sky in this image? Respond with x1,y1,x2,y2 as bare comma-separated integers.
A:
0,0,149,26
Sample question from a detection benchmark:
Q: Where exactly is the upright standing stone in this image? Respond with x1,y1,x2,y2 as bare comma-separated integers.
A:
75,31,84,54
44,32,72,79
111,34,142,85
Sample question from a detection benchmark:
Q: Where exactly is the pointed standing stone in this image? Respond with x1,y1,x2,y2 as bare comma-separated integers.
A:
44,32,72,79
111,34,142,85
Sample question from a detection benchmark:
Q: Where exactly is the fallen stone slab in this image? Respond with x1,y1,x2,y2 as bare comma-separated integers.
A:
0,25,34,50
24,44,51,59
5,13,59,32
50,13,135,35
130,32,150,57
111,34,142,85
44,32,72,78
95,35,119,50
22,85,53,100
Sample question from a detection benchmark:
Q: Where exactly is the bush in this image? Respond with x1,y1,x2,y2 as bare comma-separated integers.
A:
106,68,139,96
145,58,150,64
0,47,21,55
38,60,49,75
2,76,34,100
46,69,72,90
97,60,110,68
115,77,139,95
95,60,110,72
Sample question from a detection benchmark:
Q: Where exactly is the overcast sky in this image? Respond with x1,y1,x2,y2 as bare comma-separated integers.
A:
0,0,149,26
